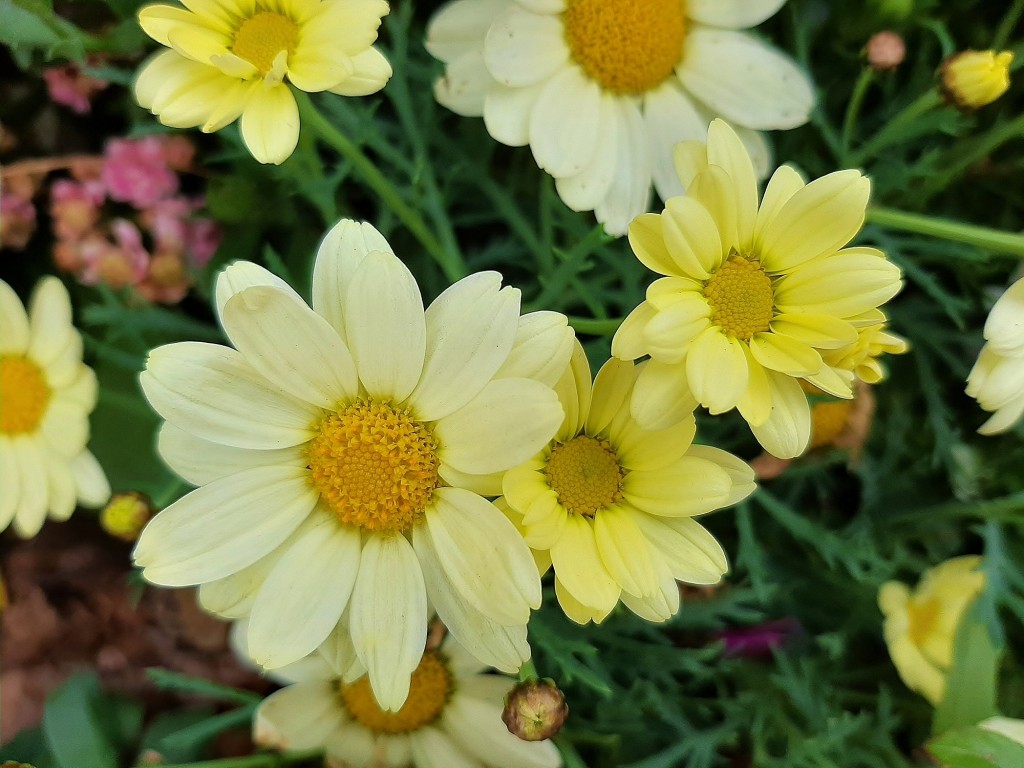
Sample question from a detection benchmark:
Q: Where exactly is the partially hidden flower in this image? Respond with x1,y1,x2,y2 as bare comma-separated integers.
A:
43,60,109,114
878,556,985,705
966,277,1024,435
611,120,904,458
100,491,154,542
252,636,561,768
1,191,37,250
135,219,574,711
941,50,1014,110
134,0,393,164
426,0,814,235
102,136,181,208
502,678,569,742
501,340,755,624
0,277,111,538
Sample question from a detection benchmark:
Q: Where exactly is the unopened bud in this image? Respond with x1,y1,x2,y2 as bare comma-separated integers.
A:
100,492,153,542
941,50,1014,110
866,31,906,72
502,678,568,742
137,750,165,766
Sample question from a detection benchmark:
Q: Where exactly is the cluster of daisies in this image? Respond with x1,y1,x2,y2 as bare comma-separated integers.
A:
2,0,1020,765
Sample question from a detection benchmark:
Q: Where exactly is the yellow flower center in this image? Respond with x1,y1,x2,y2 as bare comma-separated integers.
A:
562,0,686,94
232,11,299,75
0,356,51,435
544,435,623,517
907,596,941,649
703,255,775,341
307,400,441,533
339,650,453,733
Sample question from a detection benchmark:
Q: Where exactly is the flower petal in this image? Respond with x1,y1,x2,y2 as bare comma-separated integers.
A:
215,260,304,320
0,279,29,354
528,66,601,179
442,694,561,768
643,84,707,202
774,247,902,317
661,195,725,278
685,327,749,413
749,369,811,458
549,515,620,621
630,359,698,430
240,84,299,165
555,92,619,212
327,45,392,96
495,311,574,388
593,506,658,598
706,119,758,251
253,681,345,750
483,5,569,87
593,97,652,236
623,455,732,516
748,332,822,376
686,0,787,28
630,512,728,583
483,79,545,145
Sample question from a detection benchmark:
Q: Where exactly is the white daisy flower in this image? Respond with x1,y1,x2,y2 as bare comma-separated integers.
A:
134,219,574,711
426,0,815,235
966,277,1024,434
0,277,110,538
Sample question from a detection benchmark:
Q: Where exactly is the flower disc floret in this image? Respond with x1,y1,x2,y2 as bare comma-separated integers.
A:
232,12,298,74
544,435,623,517
308,400,440,533
339,650,452,734
563,0,685,94
0,356,51,434
703,255,774,341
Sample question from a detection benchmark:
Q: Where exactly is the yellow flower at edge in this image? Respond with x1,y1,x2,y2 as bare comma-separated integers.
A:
966,277,1024,435
941,50,1014,110
611,120,904,459
501,341,755,625
134,0,393,164
878,556,985,706
0,277,111,538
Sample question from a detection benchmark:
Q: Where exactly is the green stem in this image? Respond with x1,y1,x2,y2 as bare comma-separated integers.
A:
568,317,621,336
145,750,322,768
994,0,1024,49
841,68,875,154
518,659,539,682
889,491,1024,524
867,206,1024,257
921,112,1024,198
294,91,465,282
847,91,943,165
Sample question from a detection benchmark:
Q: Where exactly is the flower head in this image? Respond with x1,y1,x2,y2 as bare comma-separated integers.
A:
966,277,1024,434
43,60,109,114
612,120,903,458
135,219,574,710
941,50,1014,110
134,0,393,164
878,556,985,705
253,637,561,768
102,136,181,208
501,341,755,624
426,0,814,235
0,277,111,538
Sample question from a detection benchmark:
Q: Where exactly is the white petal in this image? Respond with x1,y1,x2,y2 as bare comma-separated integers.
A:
253,681,345,751
27,277,74,365
483,80,545,146
643,84,708,202
157,422,303,486
344,252,426,402
434,48,493,116
686,0,787,29
425,0,505,63
0,440,21,531
442,695,561,768
594,98,652,237
215,260,304,321
69,449,110,508
555,92,619,212
409,727,477,768
10,436,49,538
46,456,77,522
528,66,601,178
349,533,428,711
483,6,568,87
133,466,317,586
0,279,29,354
494,311,574,387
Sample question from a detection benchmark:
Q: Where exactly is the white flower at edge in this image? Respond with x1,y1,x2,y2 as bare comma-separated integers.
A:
966,277,1024,434
426,0,814,235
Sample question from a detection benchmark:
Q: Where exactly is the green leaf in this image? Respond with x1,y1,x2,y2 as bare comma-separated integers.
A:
0,0,87,64
41,673,119,768
933,603,1001,735
0,726,56,768
928,726,1024,768
140,708,216,763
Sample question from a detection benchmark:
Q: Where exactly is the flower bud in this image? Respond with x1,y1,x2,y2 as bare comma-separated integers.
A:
866,31,906,72
502,678,569,742
100,492,154,542
941,50,1014,110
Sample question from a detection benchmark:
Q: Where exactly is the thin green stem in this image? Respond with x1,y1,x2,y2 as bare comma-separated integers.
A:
144,750,322,768
294,91,465,282
841,68,875,154
518,659,539,682
848,91,943,165
867,206,1024,257
921,112,1024,199
888,491,1024,524
993,0,1024,49
567,317,621,336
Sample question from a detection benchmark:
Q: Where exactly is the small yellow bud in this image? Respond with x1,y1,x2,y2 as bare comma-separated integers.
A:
502,678,569,742
100,492,153,542
941,50,1014,109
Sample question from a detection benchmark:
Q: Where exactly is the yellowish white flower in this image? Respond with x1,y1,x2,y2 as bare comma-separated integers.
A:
134,0,393,164
425,0,814,235
501,341,755,625
878,556,985,706
941,50,1014,110
966,277,1024,435
252,636,562,768
611,120,903,459
134,219,574,711
0,277,110,538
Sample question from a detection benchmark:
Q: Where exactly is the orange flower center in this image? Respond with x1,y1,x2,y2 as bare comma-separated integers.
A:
544,435,623,517
0,355,51,435
339,651,452,732
232,11,298,75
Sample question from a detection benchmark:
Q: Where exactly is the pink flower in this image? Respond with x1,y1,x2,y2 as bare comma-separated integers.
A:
715,618,802,660
50,179,103,241
76,220,150,289
185,217,220,267
1,192,37,250
160,135,196,172
101,137,179,208
140,195,221,268
43,62,108,114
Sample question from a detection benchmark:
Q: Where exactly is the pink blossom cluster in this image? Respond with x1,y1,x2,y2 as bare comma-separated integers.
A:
51,135,220,304
42,60,109,114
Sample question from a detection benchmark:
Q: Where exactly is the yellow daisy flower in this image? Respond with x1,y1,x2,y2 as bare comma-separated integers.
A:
0,277,110,538
253,636,561,768
425,0,814,235
878,556,985,705
501,341,755,625
134,0,393,164
966,277,1024,435
941,50,1014,110
612,120,903,459
134,219,573,711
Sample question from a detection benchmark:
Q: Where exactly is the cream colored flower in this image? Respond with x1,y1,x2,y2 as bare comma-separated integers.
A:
501,341,754,624
878,556,985,706
134,219,574,711
253,636,561,768
426,0,814,235
0,277,110,538
966,277,1024,435
134,0,393,164
611,120,903,458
